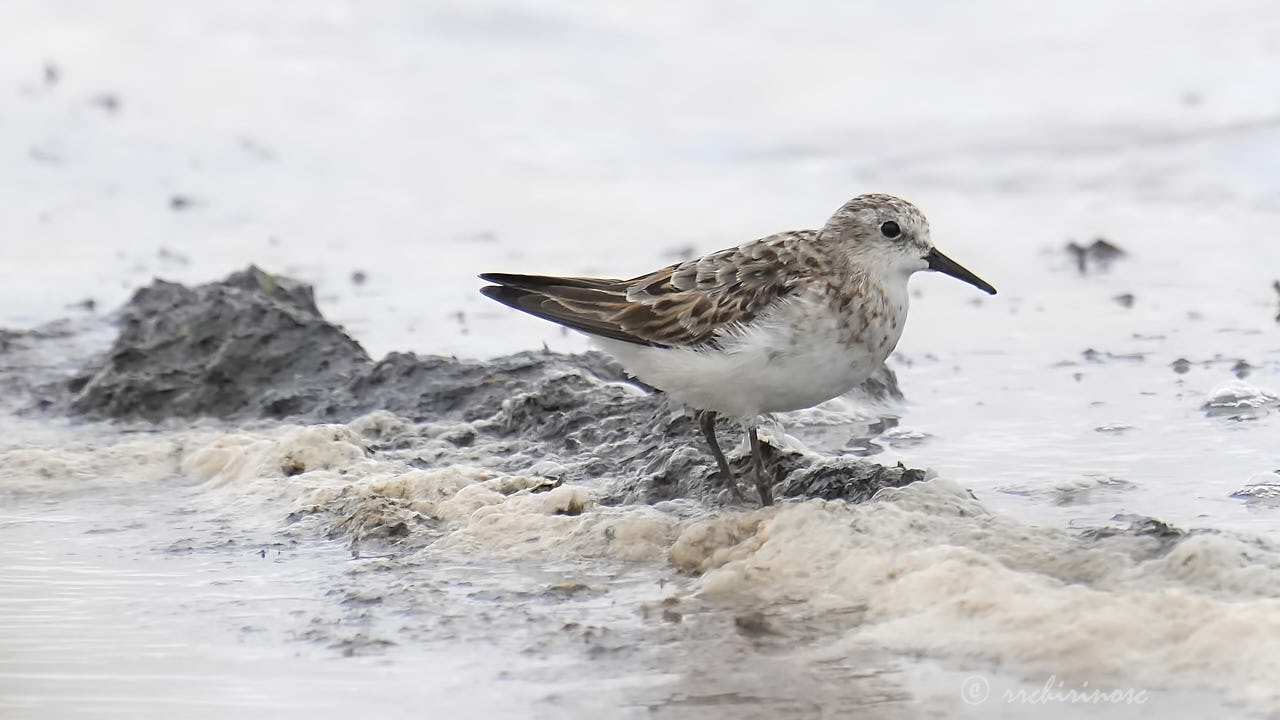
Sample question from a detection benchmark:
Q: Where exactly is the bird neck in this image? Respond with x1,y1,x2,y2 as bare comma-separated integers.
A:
838,259,911,326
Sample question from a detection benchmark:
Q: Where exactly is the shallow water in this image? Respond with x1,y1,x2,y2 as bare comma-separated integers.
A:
4,419,1274,719
0,488,578,720
3,0,1280,718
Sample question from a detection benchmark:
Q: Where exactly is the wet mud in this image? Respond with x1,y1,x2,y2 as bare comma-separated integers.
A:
12,267,913,506
7,268,1280,718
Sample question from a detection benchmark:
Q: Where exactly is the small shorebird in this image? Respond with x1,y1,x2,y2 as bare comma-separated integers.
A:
480,194,995,506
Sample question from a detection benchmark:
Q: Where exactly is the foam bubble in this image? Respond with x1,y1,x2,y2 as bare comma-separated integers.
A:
0,418,215,492
681,480,1280,710
166,415,1280,713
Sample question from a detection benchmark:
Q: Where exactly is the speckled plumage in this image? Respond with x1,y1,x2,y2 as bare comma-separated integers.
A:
481,193,996,505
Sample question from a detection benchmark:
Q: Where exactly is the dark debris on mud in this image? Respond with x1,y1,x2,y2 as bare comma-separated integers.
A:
1065,237,1125,274
7,266,917,506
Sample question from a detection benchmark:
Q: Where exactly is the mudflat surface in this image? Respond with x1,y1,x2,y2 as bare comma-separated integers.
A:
2,1,1280,718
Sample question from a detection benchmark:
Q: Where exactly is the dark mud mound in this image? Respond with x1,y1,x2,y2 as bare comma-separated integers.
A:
56,266,918,504
472,370,921,504
64,266,646,425
69,267,370,421
342,349,636,423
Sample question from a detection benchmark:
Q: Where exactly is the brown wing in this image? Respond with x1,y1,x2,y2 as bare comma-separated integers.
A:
480,230,815,348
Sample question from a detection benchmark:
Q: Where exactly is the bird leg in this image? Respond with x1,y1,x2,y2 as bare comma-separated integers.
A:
697,410,742,499
748,426,774,506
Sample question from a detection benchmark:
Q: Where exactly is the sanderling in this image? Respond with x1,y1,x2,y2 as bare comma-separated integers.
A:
480,193,995,505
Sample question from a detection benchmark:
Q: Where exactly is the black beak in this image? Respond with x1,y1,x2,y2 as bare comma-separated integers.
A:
926,248,996,295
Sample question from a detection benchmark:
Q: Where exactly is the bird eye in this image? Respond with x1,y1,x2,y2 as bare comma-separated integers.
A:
880,221,901,239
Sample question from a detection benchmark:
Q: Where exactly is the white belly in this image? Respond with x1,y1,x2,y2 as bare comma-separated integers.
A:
594,294,904,419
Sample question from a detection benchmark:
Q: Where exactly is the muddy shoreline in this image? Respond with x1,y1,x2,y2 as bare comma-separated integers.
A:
4,266,921,506
7,269,1280,719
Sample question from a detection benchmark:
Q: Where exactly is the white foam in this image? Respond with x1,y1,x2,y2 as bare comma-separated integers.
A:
673,480,1280,711
0,416,220,492
115,414,1280,714
176,418,685,562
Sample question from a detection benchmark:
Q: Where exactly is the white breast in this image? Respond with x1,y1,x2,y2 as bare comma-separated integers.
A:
594,288,907,420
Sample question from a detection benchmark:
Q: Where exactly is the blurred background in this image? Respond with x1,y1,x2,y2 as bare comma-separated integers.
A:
3,0,1278,358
